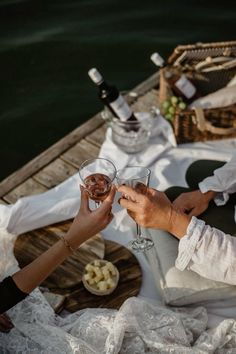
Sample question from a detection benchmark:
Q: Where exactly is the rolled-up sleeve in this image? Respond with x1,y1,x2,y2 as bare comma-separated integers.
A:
175,216,236,285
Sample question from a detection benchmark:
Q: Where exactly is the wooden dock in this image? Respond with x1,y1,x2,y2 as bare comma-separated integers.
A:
0,72,159,312
0,72,159,203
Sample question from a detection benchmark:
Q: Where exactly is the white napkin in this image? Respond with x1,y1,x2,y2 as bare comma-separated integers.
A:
99,112,177,170
0,173,82,235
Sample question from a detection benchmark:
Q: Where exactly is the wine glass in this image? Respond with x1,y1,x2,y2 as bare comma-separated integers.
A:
79,157,117,207
116,166,154,252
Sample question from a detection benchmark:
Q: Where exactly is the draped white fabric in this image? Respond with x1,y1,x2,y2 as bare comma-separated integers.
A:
2,292,236,353
1,127,236,351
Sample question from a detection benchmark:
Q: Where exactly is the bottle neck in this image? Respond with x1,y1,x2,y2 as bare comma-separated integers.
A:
97,80,109,90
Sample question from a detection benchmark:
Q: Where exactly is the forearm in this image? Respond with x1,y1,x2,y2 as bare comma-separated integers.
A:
12,237,72,294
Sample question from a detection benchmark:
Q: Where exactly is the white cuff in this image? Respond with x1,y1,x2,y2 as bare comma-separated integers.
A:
198,182,229,206
175,217,205,271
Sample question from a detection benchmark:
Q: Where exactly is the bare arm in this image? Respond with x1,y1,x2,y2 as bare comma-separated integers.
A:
12,185,115,294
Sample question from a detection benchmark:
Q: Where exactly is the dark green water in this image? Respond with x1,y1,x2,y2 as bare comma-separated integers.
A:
1,0,236,181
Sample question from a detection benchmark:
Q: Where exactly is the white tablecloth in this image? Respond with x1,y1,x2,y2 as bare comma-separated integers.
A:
1,115,236,328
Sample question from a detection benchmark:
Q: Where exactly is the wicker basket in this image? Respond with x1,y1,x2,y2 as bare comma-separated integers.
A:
159,41,236,144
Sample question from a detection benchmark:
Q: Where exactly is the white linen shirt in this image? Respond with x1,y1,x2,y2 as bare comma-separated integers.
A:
175,155,236,284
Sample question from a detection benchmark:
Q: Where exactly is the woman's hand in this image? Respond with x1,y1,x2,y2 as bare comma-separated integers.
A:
117,185,191,239
66,185,116,248
9,185,116,300
172,190,216,217
0,313,14,333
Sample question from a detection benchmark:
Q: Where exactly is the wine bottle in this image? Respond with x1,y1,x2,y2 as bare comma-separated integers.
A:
150,52,165,68
88,68,138,123
150,52,198,103
164,70,198,102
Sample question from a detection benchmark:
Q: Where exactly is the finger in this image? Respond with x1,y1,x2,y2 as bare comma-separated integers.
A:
172,199,183,208
98,185,116,214
188,207,202,217
79,185,90,212
119,197,140,212
104,185,116,203
147,187,159,197
117,185,142,202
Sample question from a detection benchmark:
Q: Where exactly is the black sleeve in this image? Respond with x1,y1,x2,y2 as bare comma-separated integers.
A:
0,276,28,314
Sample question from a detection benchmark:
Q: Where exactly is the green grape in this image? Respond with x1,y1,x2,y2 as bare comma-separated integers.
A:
178,102,187,110
165,113,173,120
162,100,171,110
168,106,175,114
170,96,178,105
163,107,169,114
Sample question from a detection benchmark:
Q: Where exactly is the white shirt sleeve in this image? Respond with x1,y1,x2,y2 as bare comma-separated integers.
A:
175,216,236,285
198,154,236,206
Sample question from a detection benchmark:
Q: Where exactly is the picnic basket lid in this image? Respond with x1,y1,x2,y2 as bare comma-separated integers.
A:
167,40,236,67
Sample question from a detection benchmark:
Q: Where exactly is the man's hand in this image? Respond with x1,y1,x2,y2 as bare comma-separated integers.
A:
0,313,14,333
172,190,216,217
119,186,173,231
118,185,191,239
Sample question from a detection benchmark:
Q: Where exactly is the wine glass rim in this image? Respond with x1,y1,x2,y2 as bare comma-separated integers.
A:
79,157,117,181
116,166,151,180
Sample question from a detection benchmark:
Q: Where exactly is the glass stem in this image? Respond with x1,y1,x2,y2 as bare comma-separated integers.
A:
95,201,101,208
136,223,142,241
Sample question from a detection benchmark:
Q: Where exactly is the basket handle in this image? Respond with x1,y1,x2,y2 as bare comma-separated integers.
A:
194,108,236,135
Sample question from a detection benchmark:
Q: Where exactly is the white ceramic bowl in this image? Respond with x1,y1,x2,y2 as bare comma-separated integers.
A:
82,259,119,296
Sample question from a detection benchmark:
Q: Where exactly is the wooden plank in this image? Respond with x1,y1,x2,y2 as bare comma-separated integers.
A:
61,140,100,169
85,124,107,147
134,72,159,94
125,72,159,105
33,158,78,189
0,73,159,197
3,178,48,204
0,114,103,198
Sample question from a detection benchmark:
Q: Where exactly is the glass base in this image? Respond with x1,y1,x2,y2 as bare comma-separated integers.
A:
128,238,154,252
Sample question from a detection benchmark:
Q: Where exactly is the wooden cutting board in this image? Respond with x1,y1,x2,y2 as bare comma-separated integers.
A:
61,240,142,312
14,222,142,313
14,220,105,289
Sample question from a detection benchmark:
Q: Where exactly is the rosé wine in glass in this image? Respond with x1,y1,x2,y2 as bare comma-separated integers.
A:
79,158,116,207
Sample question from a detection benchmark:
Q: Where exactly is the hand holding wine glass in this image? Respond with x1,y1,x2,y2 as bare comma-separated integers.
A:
117,185,191,239
116,166,154,252
79,158,117,207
